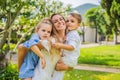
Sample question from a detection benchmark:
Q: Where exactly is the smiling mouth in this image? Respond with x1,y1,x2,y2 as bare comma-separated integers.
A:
42,36,48,38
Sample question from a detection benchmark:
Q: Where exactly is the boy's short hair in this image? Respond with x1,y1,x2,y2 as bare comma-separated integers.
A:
69,13,82,23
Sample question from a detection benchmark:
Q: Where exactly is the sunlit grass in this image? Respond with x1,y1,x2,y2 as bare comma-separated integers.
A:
64,69,120,80
78,45,120,68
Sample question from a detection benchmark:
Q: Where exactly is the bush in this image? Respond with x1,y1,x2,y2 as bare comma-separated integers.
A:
0,63,19,80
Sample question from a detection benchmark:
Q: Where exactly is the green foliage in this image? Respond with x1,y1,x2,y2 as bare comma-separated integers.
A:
0,63,19,80
78,45,120,68
85,7,96,27
0,0,71,54
64,69,120,80
110,0,120,18
101,0,120,36
85,7,112,35
100,0,113,15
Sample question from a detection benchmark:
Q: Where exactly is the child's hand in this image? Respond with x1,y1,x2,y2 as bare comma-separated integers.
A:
52,43,62,49
41,58,46,69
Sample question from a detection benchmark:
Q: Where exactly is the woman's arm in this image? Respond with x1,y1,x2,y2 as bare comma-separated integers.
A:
18,44,29,70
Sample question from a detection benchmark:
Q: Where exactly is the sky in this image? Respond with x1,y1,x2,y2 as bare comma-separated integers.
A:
59,0,100,8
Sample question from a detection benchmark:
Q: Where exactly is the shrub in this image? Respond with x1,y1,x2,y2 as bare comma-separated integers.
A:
0,63,19,80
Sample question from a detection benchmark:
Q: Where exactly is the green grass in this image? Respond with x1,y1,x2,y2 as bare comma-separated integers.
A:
78,45,120,68
64,69,120,80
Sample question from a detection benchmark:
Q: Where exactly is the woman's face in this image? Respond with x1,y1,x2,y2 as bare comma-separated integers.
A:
51,14,66,32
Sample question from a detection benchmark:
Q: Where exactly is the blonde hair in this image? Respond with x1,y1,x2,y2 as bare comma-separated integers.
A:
35,18,54,36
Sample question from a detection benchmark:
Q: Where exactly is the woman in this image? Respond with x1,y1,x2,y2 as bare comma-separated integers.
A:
18,13,67,80
32,14,67,80
52,13,82,80
51,14,66,43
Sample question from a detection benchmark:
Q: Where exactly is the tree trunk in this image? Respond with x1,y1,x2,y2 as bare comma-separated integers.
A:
113,30,118,44
95,26,98,43
82,22,85,42
0,53,8,68
0,12,11,49
82,32,85,42
113,19,118,44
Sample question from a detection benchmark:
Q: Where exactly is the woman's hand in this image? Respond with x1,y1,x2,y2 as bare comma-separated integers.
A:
55,59,73,71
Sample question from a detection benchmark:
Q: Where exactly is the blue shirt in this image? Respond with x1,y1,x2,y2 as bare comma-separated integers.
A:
19,33,40,78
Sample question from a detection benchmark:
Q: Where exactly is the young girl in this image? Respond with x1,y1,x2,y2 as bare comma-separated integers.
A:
52,13,82,80
19,18,54,80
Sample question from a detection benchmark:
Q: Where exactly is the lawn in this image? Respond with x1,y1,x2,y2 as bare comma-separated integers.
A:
63,45,120,80
78,45,120,68
3,44,120,80
64,69,120,80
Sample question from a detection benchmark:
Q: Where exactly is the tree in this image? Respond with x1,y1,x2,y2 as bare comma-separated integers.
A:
85,6,111,43
101,0,120,44
0,0,27,52
0,0,27,67
85,7,100,43
0,0,71,67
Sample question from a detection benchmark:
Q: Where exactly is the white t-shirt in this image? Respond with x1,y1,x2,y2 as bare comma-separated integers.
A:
62,29,81,67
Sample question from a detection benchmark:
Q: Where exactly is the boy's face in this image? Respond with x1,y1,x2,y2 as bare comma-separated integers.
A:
66,15,80,31
37,23,52,40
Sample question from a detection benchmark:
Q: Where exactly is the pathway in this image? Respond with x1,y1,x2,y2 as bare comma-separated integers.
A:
75,65,120,73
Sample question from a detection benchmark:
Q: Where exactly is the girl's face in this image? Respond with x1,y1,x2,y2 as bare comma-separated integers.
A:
37,23,52,40
51,14,66,32
66,15,80,30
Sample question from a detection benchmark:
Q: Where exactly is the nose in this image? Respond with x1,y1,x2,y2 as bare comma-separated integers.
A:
45,32,50,36
45,32,48,35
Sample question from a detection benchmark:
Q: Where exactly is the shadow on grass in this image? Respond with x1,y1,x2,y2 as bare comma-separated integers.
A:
78,55,120,67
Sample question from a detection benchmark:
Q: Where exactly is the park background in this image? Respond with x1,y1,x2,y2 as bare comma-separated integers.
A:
0,0,120,80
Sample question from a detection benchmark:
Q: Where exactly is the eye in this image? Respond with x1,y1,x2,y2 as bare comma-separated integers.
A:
71,20,74,23
47,31,51,33
66,20,69,22
42,29,45,32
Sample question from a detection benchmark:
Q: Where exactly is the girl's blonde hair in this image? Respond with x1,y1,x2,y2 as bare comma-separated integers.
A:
35,18,54,36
